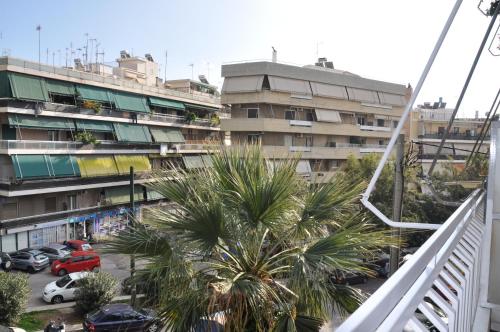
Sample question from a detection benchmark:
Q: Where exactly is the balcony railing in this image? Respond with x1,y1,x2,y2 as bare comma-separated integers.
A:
0,140,161,153
360,125,392,132
419,133,490,141
338,189,485,332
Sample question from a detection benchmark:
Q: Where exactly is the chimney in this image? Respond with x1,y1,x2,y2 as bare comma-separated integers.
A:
438,97,443,108
272,47,277,63
475,110,479,119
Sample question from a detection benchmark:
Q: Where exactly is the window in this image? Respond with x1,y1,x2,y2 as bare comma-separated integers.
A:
393,120,399,128
247,134,261,144
285,110,296,120
68,195,77,210
327,141,336,148
48,131,58,141
2,125,16,140
305,110,314,121
247,108,259,118
466,130,471,136
357,117,366,126
438,127,445,135
453,127,459,134
378,140,385,146
104,313,123,322
71,256,84,263
305,136,313,147
377,119,385,127
44,197,57,213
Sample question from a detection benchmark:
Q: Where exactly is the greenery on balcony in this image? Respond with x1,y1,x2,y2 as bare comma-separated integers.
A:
74,131,99,145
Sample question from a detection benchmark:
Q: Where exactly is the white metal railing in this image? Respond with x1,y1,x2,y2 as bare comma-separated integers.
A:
338,189,485,332
359,125,392,132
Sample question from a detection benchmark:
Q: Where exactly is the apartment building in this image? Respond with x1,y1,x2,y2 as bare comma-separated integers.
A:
0,53,223,252
220,58,409,181
410,98,490,173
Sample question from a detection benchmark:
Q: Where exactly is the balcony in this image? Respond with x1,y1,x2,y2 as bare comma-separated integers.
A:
359,125,392,132
419,133,490,141
0,140,161,155
261,144,387,159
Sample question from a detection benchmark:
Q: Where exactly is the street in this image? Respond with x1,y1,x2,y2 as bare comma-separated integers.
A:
13,246,133,308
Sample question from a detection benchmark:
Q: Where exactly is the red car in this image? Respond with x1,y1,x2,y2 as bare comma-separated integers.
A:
51,251,100,276
63,240,94,252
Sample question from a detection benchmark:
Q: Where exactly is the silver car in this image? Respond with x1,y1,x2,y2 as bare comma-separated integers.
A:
38,244,71,264
10,249,49,273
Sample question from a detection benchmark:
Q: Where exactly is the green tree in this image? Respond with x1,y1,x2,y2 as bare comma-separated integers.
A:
0,272,30,325
108,146,396,332
74,272,118,314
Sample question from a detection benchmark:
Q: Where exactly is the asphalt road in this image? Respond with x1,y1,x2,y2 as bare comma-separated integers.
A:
12,246,133,308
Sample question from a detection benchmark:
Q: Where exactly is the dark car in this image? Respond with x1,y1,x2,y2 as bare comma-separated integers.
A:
0,252,13,272
330,271,368,285
37,244,71,263
9,249,49,273
83,304,159,332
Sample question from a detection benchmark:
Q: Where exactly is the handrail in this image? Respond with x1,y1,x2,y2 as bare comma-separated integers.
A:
338,189,484,331
362,0,464,230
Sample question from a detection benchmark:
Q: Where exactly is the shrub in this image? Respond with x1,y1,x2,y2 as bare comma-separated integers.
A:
74,272,118,314
0,272,30,325
184,112,197,123
82,100,102,114
75,131,99,145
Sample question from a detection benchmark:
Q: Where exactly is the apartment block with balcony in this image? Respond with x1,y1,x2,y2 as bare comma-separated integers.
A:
221,58,409,181
410,98,490,173
0,53,224,252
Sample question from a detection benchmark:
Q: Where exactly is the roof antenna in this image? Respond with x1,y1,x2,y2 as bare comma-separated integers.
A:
272,47,277,63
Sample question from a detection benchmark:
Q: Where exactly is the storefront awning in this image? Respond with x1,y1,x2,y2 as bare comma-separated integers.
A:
75,119,114,132
46,80,76,96
315,109,342,123
183,156,204,169
76,84,115,104
49,155,80,177
12,155,52,179
148,97,185,110
105,186,144,205
8,72,49,102
221,76,264,93
76,156,119,177
184,103,220,112
150,127,185,143
113,91,150,113
113,123,152,143
8,114,76,130
114,155,151,174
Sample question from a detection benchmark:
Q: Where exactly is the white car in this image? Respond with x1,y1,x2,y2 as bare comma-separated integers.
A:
42,271,89,304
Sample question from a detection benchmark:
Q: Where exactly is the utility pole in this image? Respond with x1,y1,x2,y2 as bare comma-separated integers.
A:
129,167,136,307
389,134,404,277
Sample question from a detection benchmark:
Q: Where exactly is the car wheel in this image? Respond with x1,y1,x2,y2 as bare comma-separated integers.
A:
51,295,63,304
58,269,67,276
147,322,159,332
1,261,12,272
28,266,36,274
92,266,100,272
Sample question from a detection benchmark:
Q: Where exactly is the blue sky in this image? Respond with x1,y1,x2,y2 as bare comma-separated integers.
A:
0,0,498,115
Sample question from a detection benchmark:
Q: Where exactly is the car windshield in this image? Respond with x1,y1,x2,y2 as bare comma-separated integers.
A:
81,244,92,250
56,275,72,288
34,254,46,260
88,309,106,322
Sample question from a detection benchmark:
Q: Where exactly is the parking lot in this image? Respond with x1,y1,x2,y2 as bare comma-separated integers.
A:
10,244,134,308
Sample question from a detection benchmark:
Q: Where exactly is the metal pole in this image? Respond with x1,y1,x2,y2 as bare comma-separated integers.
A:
428,4,500,176
389,134,404,276
164,50,167,82
129,166,136,306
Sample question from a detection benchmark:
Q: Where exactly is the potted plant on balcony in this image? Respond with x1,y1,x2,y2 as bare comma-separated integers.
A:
75,131,100,146
209,113,220,126
81,100,102,115
184,111,197,124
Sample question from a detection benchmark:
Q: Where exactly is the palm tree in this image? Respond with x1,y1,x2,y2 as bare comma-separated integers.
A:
108,146,395,332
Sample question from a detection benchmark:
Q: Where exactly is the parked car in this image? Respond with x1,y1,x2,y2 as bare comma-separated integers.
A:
0,252,12,272
0,326,27,332
330,271,368,285
37,244,71,263
51,251,100,276
43,271,90,304
9,249,49,273
83,304,159,332
62,240,94,252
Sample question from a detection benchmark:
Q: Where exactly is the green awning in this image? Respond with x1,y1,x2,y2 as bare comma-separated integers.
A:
150,127,185,143
113,123,152,143
76,85,115,104
184,103,219,112
113,91,150,113
183,156,204,169
8,114,76,130
49,155,80,177
8,73,49,102
12,155,52,179
75,119,114,132
46,80,76,96
105,186,144,205
146,188,165,201
0,71,11,98
148,97,185,110
201,154,213,167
